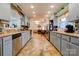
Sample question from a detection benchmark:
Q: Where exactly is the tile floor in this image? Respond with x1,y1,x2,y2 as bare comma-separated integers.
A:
18,33,61,56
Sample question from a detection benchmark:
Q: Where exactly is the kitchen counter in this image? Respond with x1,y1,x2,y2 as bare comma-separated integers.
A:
0,30,31,56
50,30,79,56
51,31,79,38
0,30,30,38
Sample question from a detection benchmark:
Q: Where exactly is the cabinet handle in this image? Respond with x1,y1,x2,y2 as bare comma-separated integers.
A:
66,44,70,48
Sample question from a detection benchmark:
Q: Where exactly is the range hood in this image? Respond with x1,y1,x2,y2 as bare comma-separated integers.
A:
69,19,79,23
0,19,9,24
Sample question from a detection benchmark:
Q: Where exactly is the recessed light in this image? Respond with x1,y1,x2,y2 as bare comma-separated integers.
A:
30,5,34,9
34,21,39,25
50,5,54,8
47,11,51,14
45,15,49,17
32,11,36,14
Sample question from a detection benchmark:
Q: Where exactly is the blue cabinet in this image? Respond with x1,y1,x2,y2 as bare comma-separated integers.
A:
56,34,61,51
3,36,12,56
22,32,27,47
0,38,2,56
61,39,70,56
21,31,30,47
69,43,79,56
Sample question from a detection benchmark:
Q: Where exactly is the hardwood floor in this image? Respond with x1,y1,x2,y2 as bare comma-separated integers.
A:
18,33,61,56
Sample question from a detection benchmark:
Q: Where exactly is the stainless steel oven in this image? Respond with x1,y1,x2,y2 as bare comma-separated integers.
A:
12,33,21,56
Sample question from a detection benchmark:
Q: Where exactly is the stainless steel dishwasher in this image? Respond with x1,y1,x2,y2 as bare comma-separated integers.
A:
12,33,22,56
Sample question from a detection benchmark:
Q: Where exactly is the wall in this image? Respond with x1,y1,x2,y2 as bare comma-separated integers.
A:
0,3,11,20
25,16,29,26
10,8,21,28
29,18,49,30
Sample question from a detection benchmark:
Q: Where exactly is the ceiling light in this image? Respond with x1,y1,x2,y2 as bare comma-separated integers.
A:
34,21,39,25
50,5,54,8
61,18,66,21
32,11,36,14
30,5,34,9
45,15,49,17
47,11,51,14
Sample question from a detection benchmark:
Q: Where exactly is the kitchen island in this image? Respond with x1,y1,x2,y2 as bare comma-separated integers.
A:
0,30,31,56
50,31,79,56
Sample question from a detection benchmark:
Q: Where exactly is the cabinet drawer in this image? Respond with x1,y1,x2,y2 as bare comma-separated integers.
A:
62,35,70,41
71,37,79,46
57,33,61,37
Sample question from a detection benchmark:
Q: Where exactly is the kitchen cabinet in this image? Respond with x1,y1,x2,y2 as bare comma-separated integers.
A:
22,31,30,47
50,32,57,47
69,3,79,21
62,35,70,41
61,35,70,56
69,37,79,56
69,42,79,56
50,32,61,51
27,31,30,41
53,33,57,47
3,36,12,56
22,32,27,47
0,3,11,20
56,33,61,51
50,32,54,44
50,31,79,56
71,37,79,46
0,38,2,56
61,39,70,56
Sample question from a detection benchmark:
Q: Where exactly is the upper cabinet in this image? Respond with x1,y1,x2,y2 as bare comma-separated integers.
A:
68,3,79,21
0,3,11,20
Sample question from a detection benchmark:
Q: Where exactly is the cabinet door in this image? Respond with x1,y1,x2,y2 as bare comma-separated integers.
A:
69,3,79,21
53,33,57,46
69,43,79,56
50,32,54,44
3,36,12,56
61,39,70,56
22,32,27,47
56,36,61,51
0,38,2,56
0,3,11,20
27,31,30,41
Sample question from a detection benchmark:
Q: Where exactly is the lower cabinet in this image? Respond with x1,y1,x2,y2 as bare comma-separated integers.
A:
61,39,70,56
50,32,61,51
22,32,27,47
69,43,79,56
56,35,61,51
27,31,30,41
50,32,55,44
22,31,30,47
50,32,79,56
53,33,57,47
3,36,12,56
0,38,2,56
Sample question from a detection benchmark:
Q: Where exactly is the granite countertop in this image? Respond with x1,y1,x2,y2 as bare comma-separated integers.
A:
0,30,29,38
51,31,79,38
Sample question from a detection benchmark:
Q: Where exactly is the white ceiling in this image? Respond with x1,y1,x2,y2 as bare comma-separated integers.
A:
19,3,68,20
